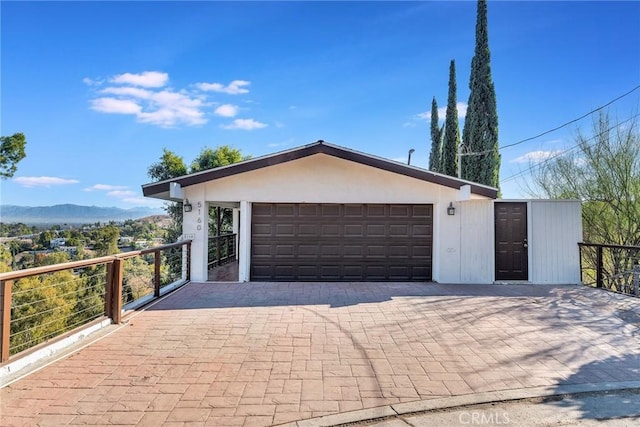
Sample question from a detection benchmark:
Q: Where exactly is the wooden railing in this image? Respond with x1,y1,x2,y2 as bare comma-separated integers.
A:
578,242,640,296
208,234,237,269
0,240,191,363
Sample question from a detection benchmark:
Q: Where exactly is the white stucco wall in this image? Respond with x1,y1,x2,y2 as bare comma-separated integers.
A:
529,200,582,284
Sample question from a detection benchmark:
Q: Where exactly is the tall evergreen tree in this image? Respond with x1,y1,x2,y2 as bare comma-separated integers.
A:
461,0,500,188
442,60,460,177
428,97,442,172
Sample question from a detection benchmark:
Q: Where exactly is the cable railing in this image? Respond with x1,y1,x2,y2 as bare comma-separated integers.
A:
0,240,191,363
208,233,237,269
578,242,640,297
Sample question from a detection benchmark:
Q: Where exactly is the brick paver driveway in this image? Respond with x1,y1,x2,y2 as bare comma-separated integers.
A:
2,282,639,426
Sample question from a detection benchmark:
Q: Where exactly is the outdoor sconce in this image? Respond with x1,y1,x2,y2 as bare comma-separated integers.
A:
447,202,456,216
183,199,193,212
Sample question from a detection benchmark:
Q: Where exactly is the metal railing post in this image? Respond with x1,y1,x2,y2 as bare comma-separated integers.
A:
634,264,639,296
596,246,604,288
1,280,13,362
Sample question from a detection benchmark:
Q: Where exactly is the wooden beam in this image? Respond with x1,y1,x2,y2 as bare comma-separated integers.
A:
1,280,13,362
110,259,124,324
154,251,161,297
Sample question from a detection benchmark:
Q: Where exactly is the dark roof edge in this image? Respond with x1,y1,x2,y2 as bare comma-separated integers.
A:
142,141,498,199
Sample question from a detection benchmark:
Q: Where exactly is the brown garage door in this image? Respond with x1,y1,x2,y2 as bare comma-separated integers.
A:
251,203,432,281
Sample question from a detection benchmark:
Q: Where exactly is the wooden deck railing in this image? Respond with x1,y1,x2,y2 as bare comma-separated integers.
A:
0,240,191,363
578,242,640,296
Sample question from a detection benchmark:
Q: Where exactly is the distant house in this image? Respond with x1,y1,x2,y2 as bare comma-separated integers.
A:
118,236,134,245
142,141,582,284
49,238,66,248
58,246,77,254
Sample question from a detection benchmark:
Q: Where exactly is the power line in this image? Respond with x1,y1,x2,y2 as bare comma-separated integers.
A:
500,113,640,184
500,84,640,151
459,84,640,159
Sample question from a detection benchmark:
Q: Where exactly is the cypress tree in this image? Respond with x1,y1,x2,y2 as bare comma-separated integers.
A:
428,97,442,172
442,60,460,177
461,0,500,188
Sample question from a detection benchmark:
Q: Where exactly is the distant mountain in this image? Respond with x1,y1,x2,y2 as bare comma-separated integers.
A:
0,204,166,225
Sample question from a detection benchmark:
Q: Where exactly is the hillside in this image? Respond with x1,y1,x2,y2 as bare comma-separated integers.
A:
0,204,165,225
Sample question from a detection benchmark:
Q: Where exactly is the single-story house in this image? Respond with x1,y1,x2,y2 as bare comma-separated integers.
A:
142,141,582,284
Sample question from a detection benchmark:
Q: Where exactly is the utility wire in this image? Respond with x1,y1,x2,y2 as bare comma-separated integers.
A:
500,113,640,184
500,84,640,151
459,84,640,158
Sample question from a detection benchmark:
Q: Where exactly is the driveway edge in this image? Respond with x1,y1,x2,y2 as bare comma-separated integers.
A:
279,381,640,427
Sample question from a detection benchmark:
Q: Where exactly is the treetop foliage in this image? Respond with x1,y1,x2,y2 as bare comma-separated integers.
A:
442,60,460,177
428,97,442,172
531,112,640,247
0,132,27,179
461,0,500,189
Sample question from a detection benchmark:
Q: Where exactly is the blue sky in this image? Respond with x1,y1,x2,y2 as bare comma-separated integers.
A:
2,1,639,208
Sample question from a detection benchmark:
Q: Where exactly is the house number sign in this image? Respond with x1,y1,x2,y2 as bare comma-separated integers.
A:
197,201,202,230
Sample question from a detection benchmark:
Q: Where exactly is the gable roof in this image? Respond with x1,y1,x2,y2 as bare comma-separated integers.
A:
142,140,499,199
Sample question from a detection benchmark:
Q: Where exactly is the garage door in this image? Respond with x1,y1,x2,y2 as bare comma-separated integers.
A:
251,203,432,281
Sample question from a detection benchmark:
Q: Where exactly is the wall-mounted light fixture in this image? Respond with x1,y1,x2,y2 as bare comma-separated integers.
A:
447,202,456,216
183,199,193,212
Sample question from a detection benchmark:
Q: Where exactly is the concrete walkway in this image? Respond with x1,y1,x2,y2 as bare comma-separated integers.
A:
1,282,639,426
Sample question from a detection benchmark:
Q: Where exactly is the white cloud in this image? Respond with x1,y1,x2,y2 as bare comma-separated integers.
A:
122,196,163,206
221,118,267,130
90,88,206,127
110,71,168,88
214,104,239,117
402,122,417,128
90,97,142,114
101,86,153,99
14,176,79,188
107,190,137,198
84,184,128,192
84,184,157,206
417,102,468,121
511,150,563,164
82,77,102,86
196,80,250,94
87,73,262,128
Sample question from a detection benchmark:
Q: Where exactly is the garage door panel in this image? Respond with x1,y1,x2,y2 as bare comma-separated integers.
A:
344,224,364,237
320,245,341,257
299,204,320,216
251,203,432,281
275,224,295,236
252,244,273,257
412,225,432,237
252,223,272,236
299,224,319,236
366,224,386,237
344,205,364,216
298,245,318,257
252,204,275,216
275,204,296,216
366,205,386,217
390,205,410,217
321,224,341,236
322,205,340,216
412,205,433,217
389,224,410,237
344,245,364,257
275,245,295,256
